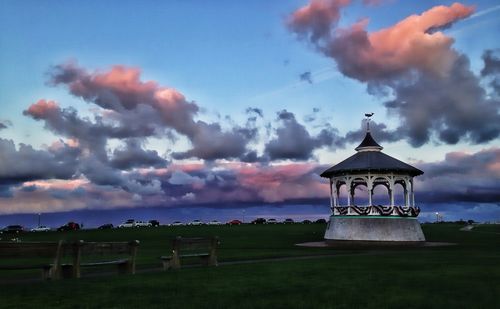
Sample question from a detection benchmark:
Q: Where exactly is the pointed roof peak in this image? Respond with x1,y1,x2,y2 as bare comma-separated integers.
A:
355,131,383,152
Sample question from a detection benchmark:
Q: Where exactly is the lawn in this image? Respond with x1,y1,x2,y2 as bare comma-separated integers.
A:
0,223,499,308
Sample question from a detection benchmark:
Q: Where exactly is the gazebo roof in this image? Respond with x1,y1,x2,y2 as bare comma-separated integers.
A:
320,131,423,178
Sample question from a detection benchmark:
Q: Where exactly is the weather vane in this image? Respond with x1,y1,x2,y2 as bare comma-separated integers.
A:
364,112,374,132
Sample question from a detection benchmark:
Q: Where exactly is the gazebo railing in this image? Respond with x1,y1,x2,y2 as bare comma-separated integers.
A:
332,205,420,217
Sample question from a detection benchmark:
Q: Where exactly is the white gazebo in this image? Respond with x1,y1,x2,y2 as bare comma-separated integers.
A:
321,115,425,243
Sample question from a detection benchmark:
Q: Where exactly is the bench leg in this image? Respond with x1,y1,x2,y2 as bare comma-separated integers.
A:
208,254,218,267
45,265,61,280
61,265,74,279
117,261,135,275
170,256,181,270
200,256,209,266
117,261,130,274
42,267,50,280
161,259,171,271
199,255,217,267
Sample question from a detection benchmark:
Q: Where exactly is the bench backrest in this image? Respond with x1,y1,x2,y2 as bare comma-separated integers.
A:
173,237,219,254
0,241,64,278
0,241,62,258
74,240,140,255
65,240,139,278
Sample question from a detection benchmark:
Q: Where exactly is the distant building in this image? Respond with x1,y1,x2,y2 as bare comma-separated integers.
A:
320,115,425,243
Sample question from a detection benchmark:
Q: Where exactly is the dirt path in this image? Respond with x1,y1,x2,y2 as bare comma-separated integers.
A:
0,252,375,284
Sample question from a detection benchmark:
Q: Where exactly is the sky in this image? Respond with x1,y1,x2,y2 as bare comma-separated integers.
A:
0,0,499,227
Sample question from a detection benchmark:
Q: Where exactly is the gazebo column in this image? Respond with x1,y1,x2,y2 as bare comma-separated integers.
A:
411,179,415,207
350,185,355,206
337,187,340,206
405,178,411,207
346,179,352,207
367,177,373,206
389,178,395,207
329,179,334,209
332,179,338,208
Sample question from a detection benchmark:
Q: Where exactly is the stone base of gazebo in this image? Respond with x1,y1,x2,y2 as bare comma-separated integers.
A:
324,216,425,242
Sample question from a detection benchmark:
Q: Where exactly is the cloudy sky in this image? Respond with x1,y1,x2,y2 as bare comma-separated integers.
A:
0,0,499,225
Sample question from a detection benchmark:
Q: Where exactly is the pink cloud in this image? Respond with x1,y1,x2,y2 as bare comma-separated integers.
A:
48,62,254,160
288,0,351,42
366,3,474,78
24,99,60,119
23,179,89,191
289,1,474,81
52,63,199,133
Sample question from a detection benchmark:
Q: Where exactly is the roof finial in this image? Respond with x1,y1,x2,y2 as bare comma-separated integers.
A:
364,112,374,132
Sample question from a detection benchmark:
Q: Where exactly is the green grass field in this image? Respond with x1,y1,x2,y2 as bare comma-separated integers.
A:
0,223,499,308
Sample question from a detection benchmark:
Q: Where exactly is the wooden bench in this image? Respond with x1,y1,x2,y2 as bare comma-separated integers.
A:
61,240,140,278
160,237,219,270
0,241,63,280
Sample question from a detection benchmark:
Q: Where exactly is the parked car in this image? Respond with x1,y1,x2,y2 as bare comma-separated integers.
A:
135,220,152,227
149,220,160,227
170,221,183,226
1,225,24,234
118,219,136,228
267,218,278,224
227,219,242,225
189,219,203,226
251,218,267,224
315,218,327,224
57,222,80,232
30,226,50,232
98,223,114,229
302,219,312,224
208,220,223,225
284,218,294,224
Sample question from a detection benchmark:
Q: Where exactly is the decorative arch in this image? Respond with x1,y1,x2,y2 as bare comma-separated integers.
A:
393,181,406,206
352,182,369,206
336,181,349,206
372,182,390,206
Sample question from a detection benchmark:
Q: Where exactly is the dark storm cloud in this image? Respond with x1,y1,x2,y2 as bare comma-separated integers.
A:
418,148,500,179
0,138,79,186
300,71,313,84
344,120,404,144
245,107,264,118
79,156,124,187
0,122,8,130
264,110,343,161
23,100,158,161
48,186,86,200
481,49,500,95
80,155,162,196
171,122,258,161
110,139,166,170
0,185,14,198
384,55,500,146
414,148,500,204
481,49,500,76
